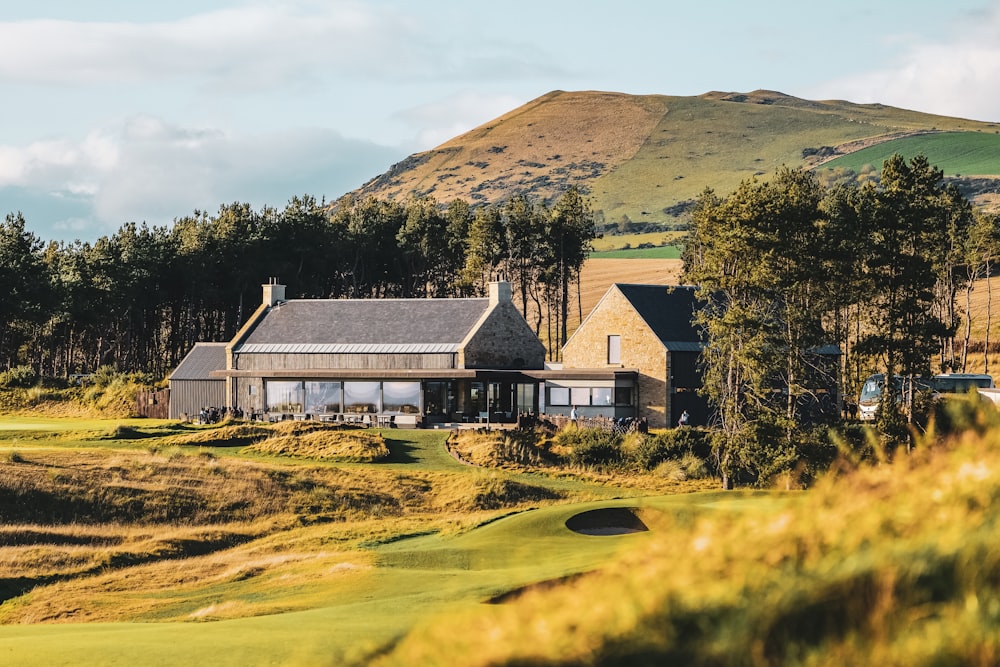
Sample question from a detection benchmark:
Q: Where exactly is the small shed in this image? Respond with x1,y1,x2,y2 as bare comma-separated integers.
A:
168,342,227,419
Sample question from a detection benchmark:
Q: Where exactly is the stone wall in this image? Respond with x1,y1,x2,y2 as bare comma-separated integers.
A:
561,287,670,428
460,301,546,369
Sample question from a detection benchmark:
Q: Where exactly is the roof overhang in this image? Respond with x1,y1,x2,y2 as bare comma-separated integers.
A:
519,368,639,381
212,368,549,380
234,343,460,354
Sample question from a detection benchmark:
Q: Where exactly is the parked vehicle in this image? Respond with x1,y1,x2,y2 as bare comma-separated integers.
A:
857,372,994,421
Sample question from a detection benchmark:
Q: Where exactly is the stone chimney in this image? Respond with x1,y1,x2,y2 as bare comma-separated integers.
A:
262,278,286,307
488,280,512,306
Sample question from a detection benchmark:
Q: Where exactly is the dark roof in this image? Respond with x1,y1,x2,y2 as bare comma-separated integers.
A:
169,342,227,381
237,298,491,353
614,284,704,350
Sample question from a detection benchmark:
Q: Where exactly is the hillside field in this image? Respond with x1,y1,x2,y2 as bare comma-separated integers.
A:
817,131,1000,177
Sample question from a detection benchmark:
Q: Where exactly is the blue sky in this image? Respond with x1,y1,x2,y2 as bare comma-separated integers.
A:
3,0,1000,242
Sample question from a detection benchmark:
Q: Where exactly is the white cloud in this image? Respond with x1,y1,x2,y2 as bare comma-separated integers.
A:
813,4,1000,122
395,91,528,149
0,2,555,93
0,113,402,241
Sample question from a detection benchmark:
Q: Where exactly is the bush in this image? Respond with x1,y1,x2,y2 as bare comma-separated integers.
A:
627,428,713,471
0,365,37,389
551,428,623,468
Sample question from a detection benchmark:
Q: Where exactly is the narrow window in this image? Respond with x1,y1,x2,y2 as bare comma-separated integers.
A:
608,335,621,364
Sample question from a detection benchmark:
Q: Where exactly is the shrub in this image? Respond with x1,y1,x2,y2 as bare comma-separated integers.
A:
0,365,37,389
551,428,623,468
627,428,713,471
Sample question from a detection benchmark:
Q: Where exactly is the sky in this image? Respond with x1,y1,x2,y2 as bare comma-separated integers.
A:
3,0,1000,243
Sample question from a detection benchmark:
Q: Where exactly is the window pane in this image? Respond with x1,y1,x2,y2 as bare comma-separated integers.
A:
608,335,621,364
571,387,590,406
305,382,341,414
382,381,421,414
344,381,380,414
266,381,303,413
592,387,614,406
549,387,570,406
614,386,633,406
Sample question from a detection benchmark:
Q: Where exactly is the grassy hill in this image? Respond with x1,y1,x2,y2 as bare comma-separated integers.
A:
345,89,1000,224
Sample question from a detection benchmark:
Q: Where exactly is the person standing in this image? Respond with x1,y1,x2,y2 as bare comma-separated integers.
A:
570,405,578,426
678,410,689,427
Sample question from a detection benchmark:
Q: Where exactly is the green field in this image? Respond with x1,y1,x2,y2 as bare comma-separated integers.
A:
816,131,1000,176
589,245,681,259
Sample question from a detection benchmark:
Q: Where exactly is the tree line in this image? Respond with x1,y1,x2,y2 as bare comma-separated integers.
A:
0,188,595,381
683,154,1000,485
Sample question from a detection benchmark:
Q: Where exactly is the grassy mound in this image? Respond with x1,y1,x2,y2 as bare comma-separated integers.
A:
245,426,389,462
447,429,556,469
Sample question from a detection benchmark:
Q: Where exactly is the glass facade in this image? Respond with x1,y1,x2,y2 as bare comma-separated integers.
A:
549,387,570,406
305,381,342,414
382,381,421,414
265,381,304,413
343,381,381,414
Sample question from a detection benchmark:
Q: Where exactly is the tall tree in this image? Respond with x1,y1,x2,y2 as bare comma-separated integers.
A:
543,187,596,356
852,155,952,430
0,213,50,369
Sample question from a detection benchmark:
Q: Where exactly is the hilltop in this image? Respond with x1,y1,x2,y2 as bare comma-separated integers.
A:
345,89,1000,223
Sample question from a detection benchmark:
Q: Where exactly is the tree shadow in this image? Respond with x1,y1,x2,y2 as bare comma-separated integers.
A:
382,437,420,464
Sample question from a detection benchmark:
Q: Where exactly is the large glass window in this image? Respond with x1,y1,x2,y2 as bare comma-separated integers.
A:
344,381,380,414
266,381,304,413
382,381,421,414
470,382,487,414
423,381,456,416
571,387,591,406
305,382,341,414
516,383,536,414
549,387,570,406
592,387,614,406
615,386,633,406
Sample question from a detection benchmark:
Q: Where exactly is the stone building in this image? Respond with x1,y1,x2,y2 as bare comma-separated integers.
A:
559,284,707,429
170,280,548,426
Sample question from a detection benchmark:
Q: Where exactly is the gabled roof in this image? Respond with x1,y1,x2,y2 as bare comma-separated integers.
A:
169,342,227,381
235,298,491,354
614,284,704,351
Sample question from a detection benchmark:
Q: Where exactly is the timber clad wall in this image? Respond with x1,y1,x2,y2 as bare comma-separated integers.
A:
233,352,458,371
561,287,669,428
169,380,224,419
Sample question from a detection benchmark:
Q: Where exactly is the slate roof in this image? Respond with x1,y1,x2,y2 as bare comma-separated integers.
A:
236,298,491,353
169,342,227,381
614,284,704,351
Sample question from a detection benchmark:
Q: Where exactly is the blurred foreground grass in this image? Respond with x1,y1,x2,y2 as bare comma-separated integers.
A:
379,416,1000,666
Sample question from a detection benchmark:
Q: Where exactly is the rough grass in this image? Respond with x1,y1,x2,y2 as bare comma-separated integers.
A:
375,411,1000,666
244,423,389,462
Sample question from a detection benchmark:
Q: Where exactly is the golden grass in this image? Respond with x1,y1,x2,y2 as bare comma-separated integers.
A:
244,426,389,462
377,419,1000,666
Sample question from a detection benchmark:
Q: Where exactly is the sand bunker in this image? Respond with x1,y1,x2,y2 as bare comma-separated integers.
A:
565,507,649,535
